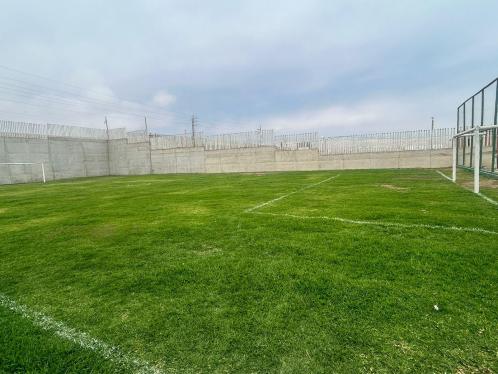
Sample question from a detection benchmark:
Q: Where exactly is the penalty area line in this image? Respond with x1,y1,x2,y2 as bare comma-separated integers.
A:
436,170,498,207
245,174,340,213
250,211,498,236
0,293,163,374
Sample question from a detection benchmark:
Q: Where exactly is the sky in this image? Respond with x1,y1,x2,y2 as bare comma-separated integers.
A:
0,0,497,136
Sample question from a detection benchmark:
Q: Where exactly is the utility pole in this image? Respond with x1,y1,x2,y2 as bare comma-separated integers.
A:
145,116,153,174
105,116,111,175
430,116,435,151
191,114,197,147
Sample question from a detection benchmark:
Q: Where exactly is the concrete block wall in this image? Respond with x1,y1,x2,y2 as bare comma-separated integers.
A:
151,147,205,174
48,138,108,179
126,142,151,175
109,139,128,175
0,137,51,184
0,134,453,185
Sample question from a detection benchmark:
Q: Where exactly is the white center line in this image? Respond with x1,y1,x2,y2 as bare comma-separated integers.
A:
252,211,498,235
245,174,340,212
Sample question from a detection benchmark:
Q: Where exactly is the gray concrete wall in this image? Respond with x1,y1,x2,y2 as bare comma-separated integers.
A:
0,134,453,184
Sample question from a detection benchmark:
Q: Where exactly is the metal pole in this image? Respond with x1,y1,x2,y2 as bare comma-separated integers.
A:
470,96,474,167
191,114,196,147
493,80,498,172
474,126,480,193
145,116,152,174
481,90,485,170
452,139,457,182
41,162,46,183
105,116,111,176
430,117,434,150
463,103,466,165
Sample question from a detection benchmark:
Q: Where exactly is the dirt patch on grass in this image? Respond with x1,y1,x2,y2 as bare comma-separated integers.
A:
461,178,498,190
190,244,222,256
380,184,409,192
91,223,118,239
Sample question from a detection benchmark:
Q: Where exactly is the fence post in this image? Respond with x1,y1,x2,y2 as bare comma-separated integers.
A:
474,126,480,193
452,138,457,182
41,162,46,183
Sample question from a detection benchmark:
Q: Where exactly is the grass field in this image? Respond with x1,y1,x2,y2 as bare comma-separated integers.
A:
1,168,498,373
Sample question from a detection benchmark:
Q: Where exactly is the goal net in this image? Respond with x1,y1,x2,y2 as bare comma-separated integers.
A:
0,162,46,184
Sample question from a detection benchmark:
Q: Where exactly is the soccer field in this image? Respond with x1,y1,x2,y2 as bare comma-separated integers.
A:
1,169,498,373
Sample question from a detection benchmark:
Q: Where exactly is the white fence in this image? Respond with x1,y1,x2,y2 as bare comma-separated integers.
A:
1,119,455,155
0,120,47,138
0,120,111,140
275,132,318,150
203,129,274,150
150,132,203,149
319,128,455,155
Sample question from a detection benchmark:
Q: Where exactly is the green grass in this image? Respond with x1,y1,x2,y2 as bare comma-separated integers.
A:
1,169,497,373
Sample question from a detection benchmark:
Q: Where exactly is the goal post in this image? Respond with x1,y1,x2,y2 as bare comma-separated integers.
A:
452,124,498,193
454,77,498,194
0,162,46,183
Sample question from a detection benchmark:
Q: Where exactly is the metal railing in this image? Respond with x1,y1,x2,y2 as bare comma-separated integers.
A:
1,119,456,155
319,128,454,155
274,132,318,150
456,77,498,173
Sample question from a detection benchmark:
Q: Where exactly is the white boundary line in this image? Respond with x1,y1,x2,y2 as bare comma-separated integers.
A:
436,170,453,182
0,293,162,374
436,170,498,206
252,211,498,236
245,174,340,212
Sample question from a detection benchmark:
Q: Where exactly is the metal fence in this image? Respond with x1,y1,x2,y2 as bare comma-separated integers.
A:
47,123,108,139
150,132,202,149
274,132,318,150
456,77,498,174
319,128,455,155
1,119,456,155
203,129,274,150
0,120,111,140
0,120,47,138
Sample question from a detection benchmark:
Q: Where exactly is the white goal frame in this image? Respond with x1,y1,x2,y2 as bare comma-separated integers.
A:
0,162,46,183
452,124,498,193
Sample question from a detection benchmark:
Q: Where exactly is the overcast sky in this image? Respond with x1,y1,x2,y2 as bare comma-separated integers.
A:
1,0,497,135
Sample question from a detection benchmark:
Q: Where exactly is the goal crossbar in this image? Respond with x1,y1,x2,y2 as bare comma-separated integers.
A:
0,162,46,183
452,124,498,193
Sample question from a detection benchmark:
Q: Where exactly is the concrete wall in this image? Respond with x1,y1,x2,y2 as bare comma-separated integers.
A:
0,136,109,184
0,134,453,184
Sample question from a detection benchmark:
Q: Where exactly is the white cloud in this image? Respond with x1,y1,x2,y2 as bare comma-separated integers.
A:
152,91,176,107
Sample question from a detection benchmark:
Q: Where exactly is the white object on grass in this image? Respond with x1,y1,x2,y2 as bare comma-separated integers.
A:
0,162,46,183
250,211,498,236
0,293,162,374
245,174,340,212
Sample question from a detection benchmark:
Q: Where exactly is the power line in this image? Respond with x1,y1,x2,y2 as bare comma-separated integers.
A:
0,64,193,119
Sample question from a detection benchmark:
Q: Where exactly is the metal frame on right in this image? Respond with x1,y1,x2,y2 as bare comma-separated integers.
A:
453,78,498,193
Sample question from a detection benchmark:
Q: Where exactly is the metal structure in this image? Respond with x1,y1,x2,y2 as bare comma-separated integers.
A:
453,78,498,193
0,162,46,183
2,119,457,155
320,128,454,155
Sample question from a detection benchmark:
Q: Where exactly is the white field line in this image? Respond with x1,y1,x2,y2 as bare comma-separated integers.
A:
0,293,163,374
436,170,498,206
436,170,453,182
245,174,340,212
251,211,498,236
